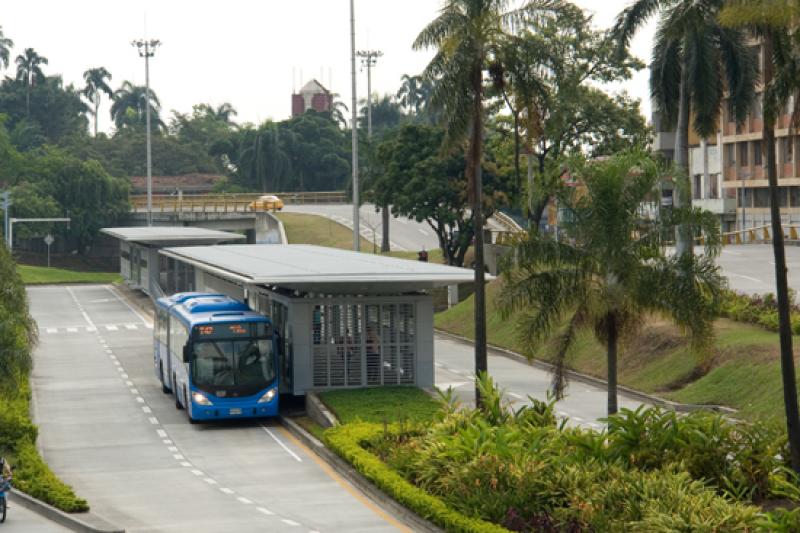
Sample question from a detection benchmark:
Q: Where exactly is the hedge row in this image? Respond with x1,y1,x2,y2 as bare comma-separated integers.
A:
323,423,510,533
720,289,800,333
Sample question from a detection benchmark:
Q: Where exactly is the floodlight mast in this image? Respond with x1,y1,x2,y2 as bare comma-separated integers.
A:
132,38,161,226
349,0,360,251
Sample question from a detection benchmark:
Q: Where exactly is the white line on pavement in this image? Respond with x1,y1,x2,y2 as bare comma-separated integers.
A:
282,519,300,527
157,429,167,438
261,425,302,462
142,406,152,414
148,417,159,425
105,285,152,326
257,507,274,516
220,487,234,494
237,497,253,505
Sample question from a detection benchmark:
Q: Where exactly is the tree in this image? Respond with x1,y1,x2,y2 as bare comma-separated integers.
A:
414,0,563,406
330,93,349,129
0,27,13,74
110,81,163,131
614,0,756,256
720,0,800,473
396,74,425,114
82,67,113,137
373,124,504,266
0,241,35,389
492,5,645,211
498,152,724,415
15,48,48,117
239,121,290,193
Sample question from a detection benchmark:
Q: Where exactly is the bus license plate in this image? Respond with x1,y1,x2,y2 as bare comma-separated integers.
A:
229,408,242,415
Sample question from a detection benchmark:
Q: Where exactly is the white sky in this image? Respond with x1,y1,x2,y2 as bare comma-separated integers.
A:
1,0,656,134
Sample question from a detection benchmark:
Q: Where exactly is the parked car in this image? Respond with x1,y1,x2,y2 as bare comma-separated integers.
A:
248,195,284,211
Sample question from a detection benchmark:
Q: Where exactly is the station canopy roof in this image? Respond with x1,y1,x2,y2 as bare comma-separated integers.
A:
160,244,487,294
102,226,245,247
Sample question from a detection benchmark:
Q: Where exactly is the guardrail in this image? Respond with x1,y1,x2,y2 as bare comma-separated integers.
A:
130,191,348,212
490,223,800,247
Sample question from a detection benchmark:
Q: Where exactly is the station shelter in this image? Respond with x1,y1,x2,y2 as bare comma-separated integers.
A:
157,244,480,395
101,227,245,297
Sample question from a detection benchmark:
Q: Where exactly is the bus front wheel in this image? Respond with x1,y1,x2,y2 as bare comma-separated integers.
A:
160,363,169,394
185,387,198,424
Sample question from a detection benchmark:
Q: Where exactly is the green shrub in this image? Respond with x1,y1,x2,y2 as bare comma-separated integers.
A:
324,423,510,533
12,439,88,512
720,289,800,334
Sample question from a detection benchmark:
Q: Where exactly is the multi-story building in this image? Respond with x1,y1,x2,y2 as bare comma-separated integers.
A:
291,79,333,117
687,42,799,233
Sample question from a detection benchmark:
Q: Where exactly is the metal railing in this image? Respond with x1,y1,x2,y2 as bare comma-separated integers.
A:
129,191,348,213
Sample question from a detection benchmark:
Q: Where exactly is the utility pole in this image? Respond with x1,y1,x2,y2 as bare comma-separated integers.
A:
132,38,161,227
1,190,11,248
349,0,361,251
357,49,388,253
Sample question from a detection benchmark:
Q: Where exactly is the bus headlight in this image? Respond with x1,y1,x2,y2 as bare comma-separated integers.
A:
257,387,278,403
192,391,213,406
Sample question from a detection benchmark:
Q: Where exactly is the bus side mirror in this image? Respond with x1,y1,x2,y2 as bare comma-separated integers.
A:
182,345,192,363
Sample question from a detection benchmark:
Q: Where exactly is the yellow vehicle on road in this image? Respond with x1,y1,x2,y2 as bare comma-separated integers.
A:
248,195,284,211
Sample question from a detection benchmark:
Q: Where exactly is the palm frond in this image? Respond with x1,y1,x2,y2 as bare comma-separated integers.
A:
649,20,682,131
612,0,670,54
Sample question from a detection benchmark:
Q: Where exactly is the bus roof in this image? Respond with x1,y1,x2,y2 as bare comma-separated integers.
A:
156,293,268,327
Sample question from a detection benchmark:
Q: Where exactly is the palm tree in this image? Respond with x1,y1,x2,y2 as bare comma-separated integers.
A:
614,0,757,257
110,81,163,130
498,152,724,415
211,102,237,125
0,27,13,74
15,48,48,117
239,122,290,193
82,67,113,137
414,0,562,407
396,74,424,114
720,0,800,473
329,93,349,129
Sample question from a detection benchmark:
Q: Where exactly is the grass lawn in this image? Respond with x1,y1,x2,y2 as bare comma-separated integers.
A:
319,386,440,424
275,212,373,251
436,279,797,422
17,264,122,285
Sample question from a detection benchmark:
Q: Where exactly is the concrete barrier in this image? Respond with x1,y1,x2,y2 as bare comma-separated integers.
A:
9,490,124,533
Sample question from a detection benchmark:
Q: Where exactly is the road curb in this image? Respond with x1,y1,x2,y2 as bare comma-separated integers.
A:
434,329,738,416
9,490,124,533
279,416,443,533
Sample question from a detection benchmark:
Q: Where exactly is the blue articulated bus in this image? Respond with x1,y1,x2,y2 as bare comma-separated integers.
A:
154,293,278,422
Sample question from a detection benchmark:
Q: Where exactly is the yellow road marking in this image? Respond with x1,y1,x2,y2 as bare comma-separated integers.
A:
277,425,412,533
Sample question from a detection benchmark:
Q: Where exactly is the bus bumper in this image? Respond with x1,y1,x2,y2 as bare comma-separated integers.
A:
190,396,279,420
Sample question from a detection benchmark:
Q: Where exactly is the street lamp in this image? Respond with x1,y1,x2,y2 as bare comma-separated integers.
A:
356,50,382,139
349,0,360,251
132,38,161,227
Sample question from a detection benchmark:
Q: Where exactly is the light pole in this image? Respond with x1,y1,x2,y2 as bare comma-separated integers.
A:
1,190,11,248
132,38,161,227
357,49,389,252
349,0,360,251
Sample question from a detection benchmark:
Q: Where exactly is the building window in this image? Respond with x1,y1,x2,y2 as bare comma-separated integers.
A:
790,187,800,207
693,175,702,200
752,95,763,119
739,142,749,166
785,137,794,163
754,187,770,208
754,141,763,166
781,187,790,207
710,173,719,199
726,143,736,166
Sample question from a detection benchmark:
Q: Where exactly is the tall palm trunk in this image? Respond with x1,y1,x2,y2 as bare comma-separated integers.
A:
470,62,488,408
381,205,390,252
764,33,800,473
607,312,619,415
25,84,30,117
673,67,692,256
94,97,100,137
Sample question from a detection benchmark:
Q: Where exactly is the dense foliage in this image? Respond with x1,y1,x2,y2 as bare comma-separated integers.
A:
721,290,800,334
327,377,800,532
0,243,88,512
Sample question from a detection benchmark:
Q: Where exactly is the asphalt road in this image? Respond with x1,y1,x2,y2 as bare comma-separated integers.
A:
28,285,406,533
1,497,70,532
283,203,506,253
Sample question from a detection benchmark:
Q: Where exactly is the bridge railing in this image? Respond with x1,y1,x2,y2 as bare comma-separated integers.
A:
129,191,348,212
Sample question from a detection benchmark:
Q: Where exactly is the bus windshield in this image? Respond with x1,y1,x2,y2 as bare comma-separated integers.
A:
191,337,275,393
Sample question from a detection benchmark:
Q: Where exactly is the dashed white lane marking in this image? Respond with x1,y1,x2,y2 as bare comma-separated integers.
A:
46,328,57,334
125,324,138,330
105,325,118,331
261,425,302,462
257,507,274,516
508,392,523,399
191,469,204,476
205,478,218,485
728,272,763,283
173,454,185,461
130,388,138,394
116,367,124,373
180,461,192,467
282,519,300,527
126,381,134,387
121,373,128,379
417,228,429,236
237,497,253,505
163,439,173,445
148,417,159,425
86,327,96,332
142,406,152,414
67,327,78,333
156,429,167,438
220,487,234,494
136,397,145,403
168,446,178,452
